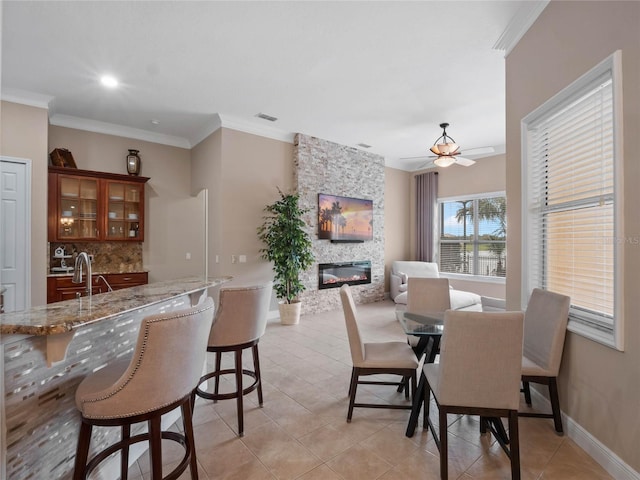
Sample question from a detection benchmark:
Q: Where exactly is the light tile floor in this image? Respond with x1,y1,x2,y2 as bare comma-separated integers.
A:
127,299,614,480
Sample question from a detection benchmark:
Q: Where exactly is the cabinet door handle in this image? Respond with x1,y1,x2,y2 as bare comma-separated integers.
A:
123,277,132,281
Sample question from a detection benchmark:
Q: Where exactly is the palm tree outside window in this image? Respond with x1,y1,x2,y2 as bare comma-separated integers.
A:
438,194,506,277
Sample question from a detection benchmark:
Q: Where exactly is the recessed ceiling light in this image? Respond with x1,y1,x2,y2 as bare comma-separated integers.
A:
357,143,372,149
151,119,160,125
100,75,119,88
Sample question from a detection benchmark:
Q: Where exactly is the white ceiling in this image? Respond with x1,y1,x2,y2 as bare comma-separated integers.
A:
1,1,547,171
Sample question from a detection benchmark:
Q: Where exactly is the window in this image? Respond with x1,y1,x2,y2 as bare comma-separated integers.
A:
522,51,623,350
438,193,506,278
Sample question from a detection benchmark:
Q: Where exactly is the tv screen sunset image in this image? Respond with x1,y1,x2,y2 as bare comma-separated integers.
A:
318,194,373,241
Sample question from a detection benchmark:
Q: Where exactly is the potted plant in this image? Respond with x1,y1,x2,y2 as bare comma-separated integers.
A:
257,189,314,325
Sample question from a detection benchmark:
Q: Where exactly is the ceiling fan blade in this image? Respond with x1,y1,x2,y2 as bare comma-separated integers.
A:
461,146,495,156
415,159,436,170
455,157,476,167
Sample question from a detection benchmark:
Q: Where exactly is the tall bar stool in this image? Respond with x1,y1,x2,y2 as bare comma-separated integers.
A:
195,282,272,437
73,298,215,480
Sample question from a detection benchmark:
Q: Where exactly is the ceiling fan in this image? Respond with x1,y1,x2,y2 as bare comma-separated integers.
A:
402,122,495,170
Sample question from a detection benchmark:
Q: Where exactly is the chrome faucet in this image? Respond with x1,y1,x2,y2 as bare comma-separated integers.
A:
72,252,92,297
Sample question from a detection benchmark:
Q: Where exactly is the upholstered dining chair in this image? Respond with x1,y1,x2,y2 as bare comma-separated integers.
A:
407,277,451,314
340,284,419,422
422,310,524,480
195,282,272,437
73,298,215,480
519,288,571,433
406,277,451,350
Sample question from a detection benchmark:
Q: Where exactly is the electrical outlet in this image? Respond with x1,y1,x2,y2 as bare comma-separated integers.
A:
185,252,191,260
215,255,219,263
231,255,237,264
239,255,247,263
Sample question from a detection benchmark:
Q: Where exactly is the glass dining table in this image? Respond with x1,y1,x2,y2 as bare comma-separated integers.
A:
397,309,510,443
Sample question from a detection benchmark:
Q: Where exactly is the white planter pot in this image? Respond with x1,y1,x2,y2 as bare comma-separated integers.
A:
279,301,301,325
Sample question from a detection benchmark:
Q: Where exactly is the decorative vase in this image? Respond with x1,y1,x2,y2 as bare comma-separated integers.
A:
279,300,301,325
126,149,141,176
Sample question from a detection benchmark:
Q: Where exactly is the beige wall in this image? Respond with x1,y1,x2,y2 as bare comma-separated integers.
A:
409,154,507,299
192,127,293,288
0,101,49,306
384,166,411,294
191,128,222,279
48,126,203,282
506,1,640,471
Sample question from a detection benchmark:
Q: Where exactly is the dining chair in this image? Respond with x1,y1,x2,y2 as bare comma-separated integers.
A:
195,282,272,437
73,298,215,480
519,288,571,433
407,277,451,314
406,277,451,351
340,284,419,422
422,310,524,480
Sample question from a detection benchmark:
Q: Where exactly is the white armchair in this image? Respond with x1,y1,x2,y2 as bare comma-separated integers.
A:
390,260,482,311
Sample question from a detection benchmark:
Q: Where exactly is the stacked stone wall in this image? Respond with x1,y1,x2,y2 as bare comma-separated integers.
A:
294,133,385,314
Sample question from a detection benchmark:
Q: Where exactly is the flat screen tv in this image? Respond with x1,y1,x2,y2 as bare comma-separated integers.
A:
318,193,373,242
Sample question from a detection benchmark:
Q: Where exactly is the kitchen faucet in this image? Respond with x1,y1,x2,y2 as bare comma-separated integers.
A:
72,252,92,297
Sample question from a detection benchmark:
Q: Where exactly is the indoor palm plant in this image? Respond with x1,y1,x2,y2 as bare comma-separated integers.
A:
257,189,314,324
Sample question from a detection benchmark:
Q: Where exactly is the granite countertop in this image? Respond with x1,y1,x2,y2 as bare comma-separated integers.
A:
47,270,150,277
0,276,231,336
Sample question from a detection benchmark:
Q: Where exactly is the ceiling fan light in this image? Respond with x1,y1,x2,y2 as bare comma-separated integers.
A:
431,142,459,156
434,155,456,167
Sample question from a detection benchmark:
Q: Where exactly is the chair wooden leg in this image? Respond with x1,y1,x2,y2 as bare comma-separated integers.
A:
347,367,359,422
439,409,448,480
234,349,245,436
423,375,430,429
120,424,130,480
508,410,521,480
252,344,264,406
411,372,417,401
404,376,410,399
548,377,563,433
348,367,357,397
181,399,199,480
148,416,163,479
73,420,92,480
213,352,222,402
522,380,532,405
480,416,488,434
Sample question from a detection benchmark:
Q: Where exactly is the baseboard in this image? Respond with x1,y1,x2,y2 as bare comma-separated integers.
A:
528,388,639,479
565,415,639,480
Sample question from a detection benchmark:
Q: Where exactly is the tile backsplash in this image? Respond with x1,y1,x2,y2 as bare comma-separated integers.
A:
48,242,144,274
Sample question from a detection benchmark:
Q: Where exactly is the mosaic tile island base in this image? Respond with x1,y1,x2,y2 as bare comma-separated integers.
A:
0,276,230,480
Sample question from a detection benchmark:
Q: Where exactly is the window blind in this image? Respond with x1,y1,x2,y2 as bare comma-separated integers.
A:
523,54,621,347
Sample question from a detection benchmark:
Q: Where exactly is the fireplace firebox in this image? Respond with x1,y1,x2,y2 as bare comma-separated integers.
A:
318,261,371,290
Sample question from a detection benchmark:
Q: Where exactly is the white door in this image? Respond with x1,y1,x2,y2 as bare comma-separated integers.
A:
1,157,30,312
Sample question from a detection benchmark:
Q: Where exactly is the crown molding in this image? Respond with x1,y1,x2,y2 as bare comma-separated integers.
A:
1,88,54,109
49,114,191,149
189,114,223,147
493,0,549,56
217,113,295,144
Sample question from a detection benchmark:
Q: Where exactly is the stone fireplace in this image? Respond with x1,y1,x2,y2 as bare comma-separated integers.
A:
294,133,385,314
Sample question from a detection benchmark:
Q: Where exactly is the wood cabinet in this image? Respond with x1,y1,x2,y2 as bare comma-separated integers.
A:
47,272,149,304
48,167,149,242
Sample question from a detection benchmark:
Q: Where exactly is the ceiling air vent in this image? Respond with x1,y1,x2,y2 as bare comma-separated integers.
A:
255,112,278,122
357,143,372,149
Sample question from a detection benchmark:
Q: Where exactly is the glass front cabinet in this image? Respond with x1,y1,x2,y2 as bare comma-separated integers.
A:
48,167,149,242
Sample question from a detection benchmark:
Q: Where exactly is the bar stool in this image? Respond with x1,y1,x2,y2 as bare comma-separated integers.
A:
195,282,272,436
73,298,215,480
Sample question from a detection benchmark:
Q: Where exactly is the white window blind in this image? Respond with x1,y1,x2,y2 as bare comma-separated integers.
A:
522,51,623,350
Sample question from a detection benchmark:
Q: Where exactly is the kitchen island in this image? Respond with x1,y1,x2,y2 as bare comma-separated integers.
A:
0,276,230,480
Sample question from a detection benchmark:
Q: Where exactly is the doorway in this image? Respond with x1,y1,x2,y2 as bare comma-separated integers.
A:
1,157,31,312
